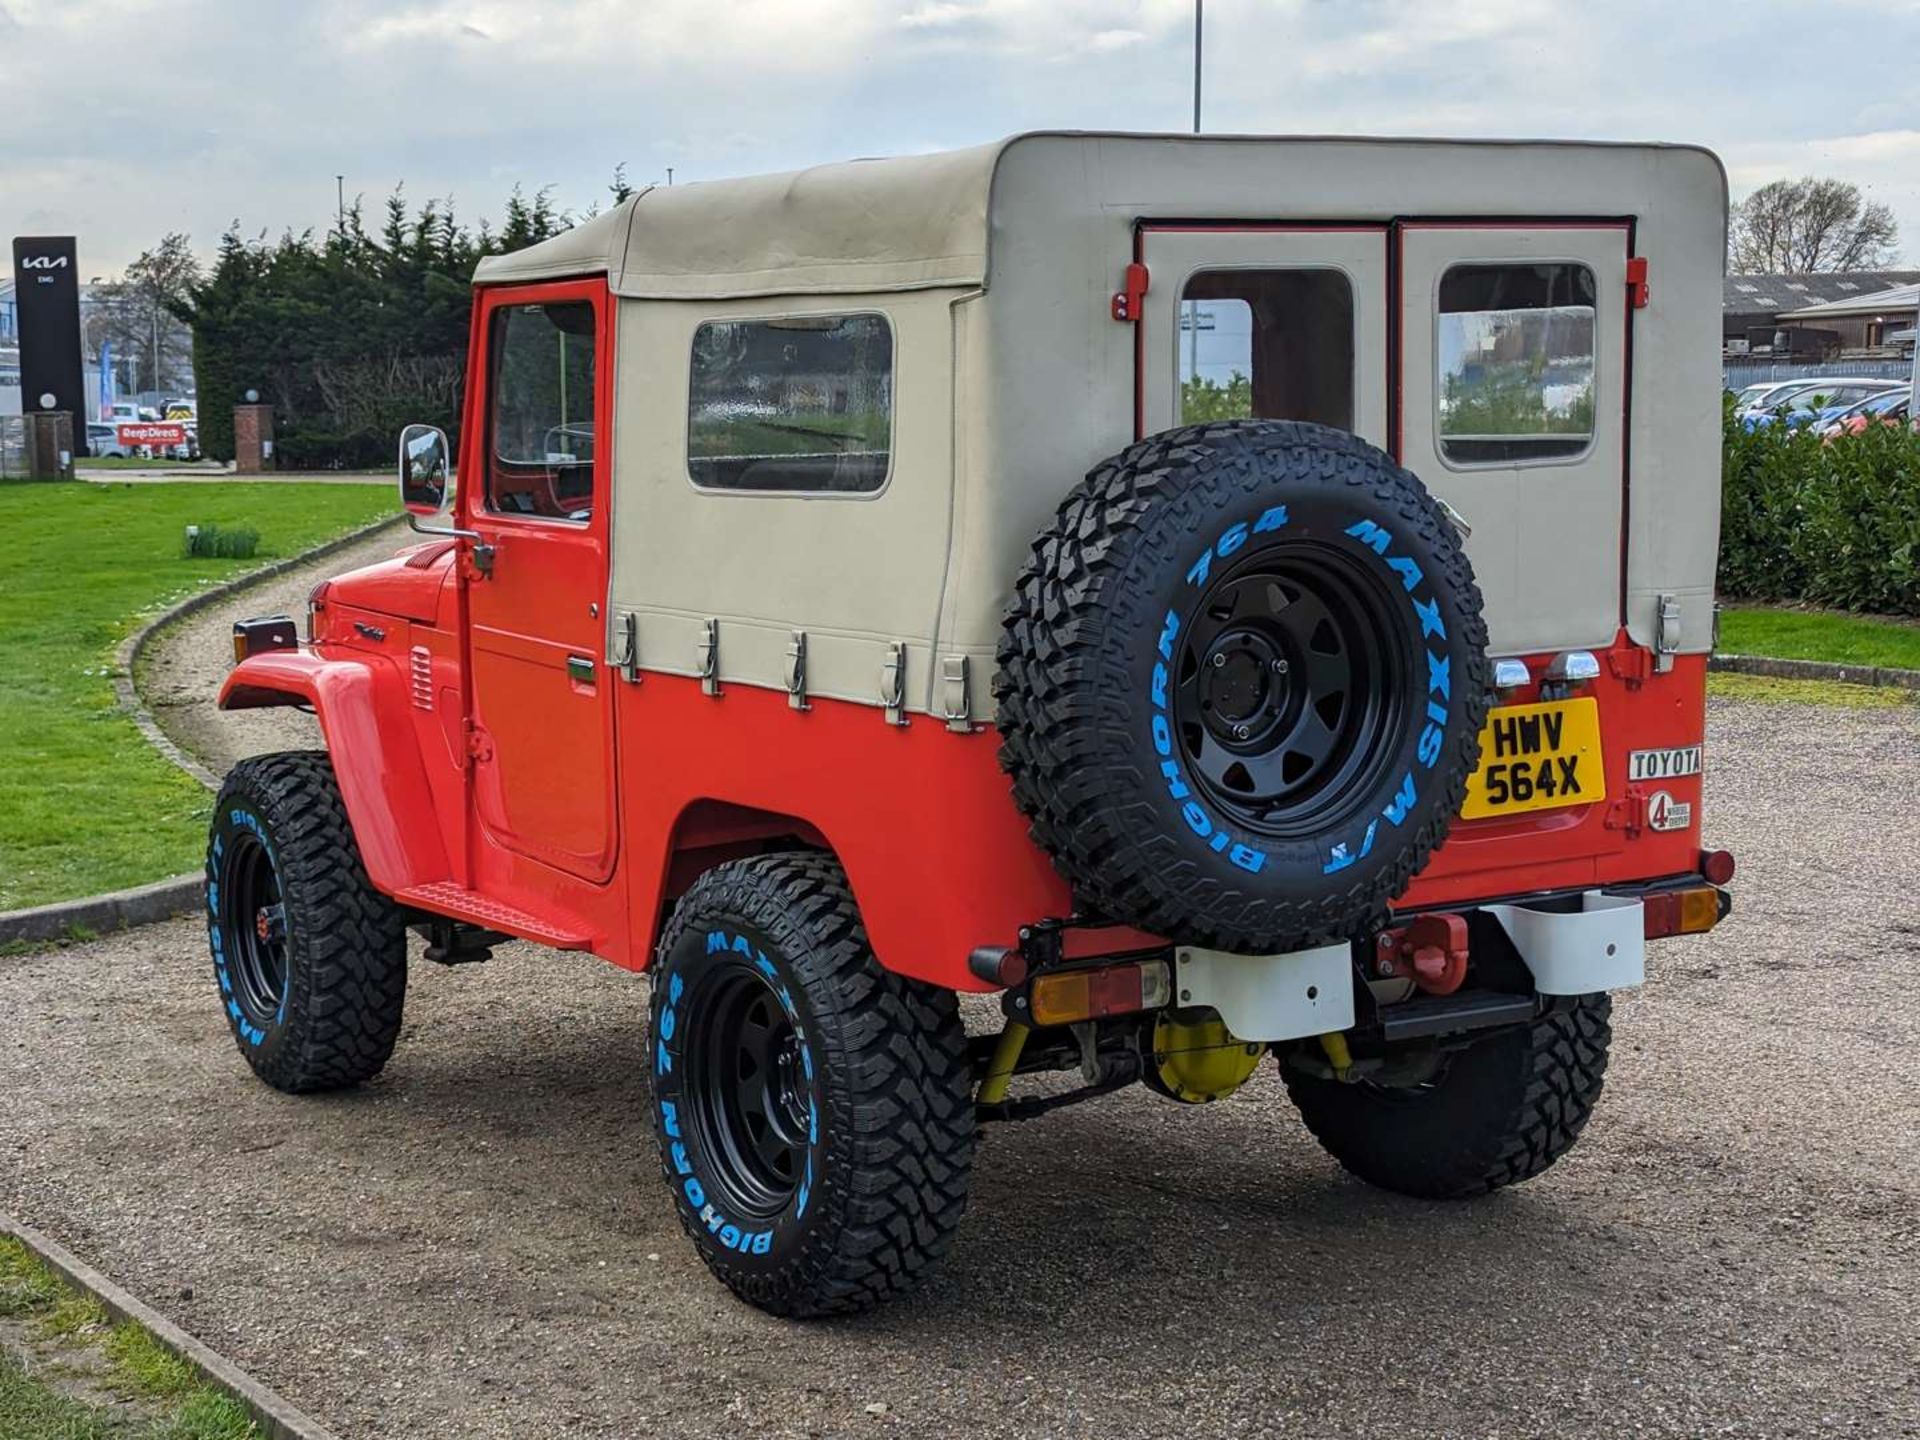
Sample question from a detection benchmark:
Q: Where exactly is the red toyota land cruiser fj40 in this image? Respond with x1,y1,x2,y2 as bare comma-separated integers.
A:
208,132,1733,1317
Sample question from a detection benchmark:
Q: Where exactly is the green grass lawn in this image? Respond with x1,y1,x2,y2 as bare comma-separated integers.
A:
1,1236,259,1439
1718,605,1920,671
0,480,394,911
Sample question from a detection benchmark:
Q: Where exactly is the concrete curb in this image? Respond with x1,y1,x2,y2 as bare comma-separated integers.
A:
0,514,405,950
1710,651,1920,692
0,873,204,948
2,1213,343,1440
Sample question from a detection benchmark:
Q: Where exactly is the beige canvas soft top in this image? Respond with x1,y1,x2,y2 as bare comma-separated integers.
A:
472,130,1725,299
477,132,1728,724
472,140,1002,298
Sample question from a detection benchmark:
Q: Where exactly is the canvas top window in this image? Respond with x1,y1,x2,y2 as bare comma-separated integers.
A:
687,313,893,495
486,301,597,522
1177,268,1355,431
1436,263,1596,465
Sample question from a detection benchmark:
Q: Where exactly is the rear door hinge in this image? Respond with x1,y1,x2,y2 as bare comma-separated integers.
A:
1111,262,1150,322
1626,256,1650,309
1605,789,1647,835
1608,644,1653,689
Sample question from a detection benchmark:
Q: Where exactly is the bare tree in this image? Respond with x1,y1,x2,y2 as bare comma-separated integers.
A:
86,233,201,396
1730,178,1900,273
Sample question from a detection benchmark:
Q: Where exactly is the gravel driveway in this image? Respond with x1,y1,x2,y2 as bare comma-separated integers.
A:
3,695,1916,1439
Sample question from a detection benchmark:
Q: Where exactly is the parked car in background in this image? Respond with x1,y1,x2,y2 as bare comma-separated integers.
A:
85,422,130,458
1732,378,1818,413
1820,388,1913,439
1742,381,1903,430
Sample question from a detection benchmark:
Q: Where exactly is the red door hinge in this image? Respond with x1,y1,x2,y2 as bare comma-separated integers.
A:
1608,644,1653,689
1626,256,1650,309
464,722,493,764
1605,788,1648,836
1112,262,1150,322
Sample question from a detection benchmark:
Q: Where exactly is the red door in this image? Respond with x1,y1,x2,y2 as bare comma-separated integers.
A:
461,280,618,884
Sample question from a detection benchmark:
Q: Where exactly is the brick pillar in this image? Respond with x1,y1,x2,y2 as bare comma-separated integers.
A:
233,403,276,474
26,412,74,480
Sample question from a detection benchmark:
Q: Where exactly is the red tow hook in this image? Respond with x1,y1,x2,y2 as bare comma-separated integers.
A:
1373,912,1470,996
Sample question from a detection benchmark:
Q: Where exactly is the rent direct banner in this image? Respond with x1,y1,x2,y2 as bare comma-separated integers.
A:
118,423,187,446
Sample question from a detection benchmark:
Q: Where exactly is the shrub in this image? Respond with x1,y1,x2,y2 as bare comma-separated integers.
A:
1719,396,1920,617
182,524,261,560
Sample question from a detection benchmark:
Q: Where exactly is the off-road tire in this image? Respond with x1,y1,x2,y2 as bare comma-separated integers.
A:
995,420,1489,952
649,853,974,1317
205,750,408,1093
1283,995,1612,1199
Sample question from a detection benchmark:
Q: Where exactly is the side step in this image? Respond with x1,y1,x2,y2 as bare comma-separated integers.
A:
394,881,594,951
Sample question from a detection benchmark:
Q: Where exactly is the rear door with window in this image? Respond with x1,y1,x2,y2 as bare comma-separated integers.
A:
1140,226,1389,447
1397,225,1629,655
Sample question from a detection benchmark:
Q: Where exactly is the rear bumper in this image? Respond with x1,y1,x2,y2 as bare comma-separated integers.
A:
1172,874,1730,1044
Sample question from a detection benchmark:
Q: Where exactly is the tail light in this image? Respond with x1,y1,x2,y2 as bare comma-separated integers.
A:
1700,848,1736,885
1642,886,1731,939
1028,959,1172,1028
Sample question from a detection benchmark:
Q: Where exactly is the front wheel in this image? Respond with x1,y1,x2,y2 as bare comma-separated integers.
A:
205,750,408,1093
1282,995,1612,1199
649,853,975,1317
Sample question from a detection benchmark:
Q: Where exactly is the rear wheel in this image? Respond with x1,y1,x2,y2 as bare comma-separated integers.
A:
1282,995,1612,1199
205,751,408,1093
649,853,975,1316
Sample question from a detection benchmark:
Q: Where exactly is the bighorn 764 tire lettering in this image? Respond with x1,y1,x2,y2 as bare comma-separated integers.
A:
996,421,1491,953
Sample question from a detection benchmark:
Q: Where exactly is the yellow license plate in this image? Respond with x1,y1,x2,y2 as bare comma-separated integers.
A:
1461,698,1606,819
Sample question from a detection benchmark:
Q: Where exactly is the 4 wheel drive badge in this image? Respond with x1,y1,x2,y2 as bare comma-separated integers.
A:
1646,790,1692,833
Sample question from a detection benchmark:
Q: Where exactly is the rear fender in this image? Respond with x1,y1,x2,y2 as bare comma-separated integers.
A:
219,649,450,894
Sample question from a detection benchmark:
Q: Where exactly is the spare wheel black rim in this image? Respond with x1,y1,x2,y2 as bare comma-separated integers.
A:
220,828,288,1026
683,961,811,1220
1171,542,1413,838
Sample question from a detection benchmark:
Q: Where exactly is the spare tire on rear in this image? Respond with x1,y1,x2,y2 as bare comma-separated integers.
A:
994,420,1490,953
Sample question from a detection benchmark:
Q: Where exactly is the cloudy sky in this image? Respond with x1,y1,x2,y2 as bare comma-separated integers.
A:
5,0,1920,277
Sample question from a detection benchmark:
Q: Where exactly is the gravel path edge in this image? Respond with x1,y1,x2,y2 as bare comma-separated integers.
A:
112,511,407,793
2,1212,344,1440
0,872,203,947
1710,650,1920,691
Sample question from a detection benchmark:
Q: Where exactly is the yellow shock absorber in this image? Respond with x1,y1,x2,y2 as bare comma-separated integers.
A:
1318,1030,1353,1082
978,1022,1029,1106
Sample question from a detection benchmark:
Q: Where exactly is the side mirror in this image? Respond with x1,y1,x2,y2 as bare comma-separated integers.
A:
399,423,452,516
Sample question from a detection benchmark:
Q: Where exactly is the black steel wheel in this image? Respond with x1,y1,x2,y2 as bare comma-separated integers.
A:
1170,544,1412,839
649,853,974,1317
682,961,815,1221
996,420,1490,953
217,827,289,1032
205,751,408,1092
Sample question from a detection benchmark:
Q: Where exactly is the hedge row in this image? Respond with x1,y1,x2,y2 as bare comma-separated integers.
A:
1719,396,1920,616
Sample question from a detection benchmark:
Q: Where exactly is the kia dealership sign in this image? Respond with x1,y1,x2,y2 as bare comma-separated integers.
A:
11,236,88,454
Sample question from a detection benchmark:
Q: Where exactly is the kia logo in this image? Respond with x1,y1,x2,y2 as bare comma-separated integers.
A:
21,255,68,270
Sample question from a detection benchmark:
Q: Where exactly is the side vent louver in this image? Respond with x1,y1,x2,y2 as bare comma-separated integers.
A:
410,646,433,710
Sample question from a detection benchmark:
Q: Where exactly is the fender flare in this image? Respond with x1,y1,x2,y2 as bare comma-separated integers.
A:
219,649,449,894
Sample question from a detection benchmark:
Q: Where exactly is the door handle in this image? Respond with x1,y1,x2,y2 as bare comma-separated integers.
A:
567,655,596,685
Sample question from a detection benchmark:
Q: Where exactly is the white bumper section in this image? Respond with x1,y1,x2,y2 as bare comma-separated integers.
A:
1174,891,1645,1044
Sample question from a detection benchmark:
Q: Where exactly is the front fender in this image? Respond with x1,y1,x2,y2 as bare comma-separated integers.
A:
220,649,450,894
